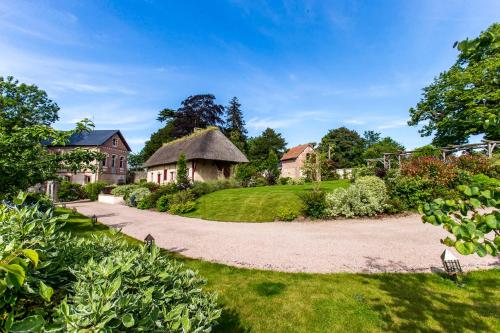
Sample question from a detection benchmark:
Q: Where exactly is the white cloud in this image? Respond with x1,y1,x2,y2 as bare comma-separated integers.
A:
377,120,408,130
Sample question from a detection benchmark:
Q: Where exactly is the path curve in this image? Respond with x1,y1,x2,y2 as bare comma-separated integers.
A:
68,202,499,273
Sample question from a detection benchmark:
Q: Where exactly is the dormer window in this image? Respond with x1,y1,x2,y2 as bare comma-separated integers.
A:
112,138,118,147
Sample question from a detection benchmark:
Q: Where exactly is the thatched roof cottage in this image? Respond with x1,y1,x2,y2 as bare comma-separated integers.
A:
144,127,249,184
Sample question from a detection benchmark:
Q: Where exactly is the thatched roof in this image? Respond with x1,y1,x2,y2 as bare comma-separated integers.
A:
144,127,249,167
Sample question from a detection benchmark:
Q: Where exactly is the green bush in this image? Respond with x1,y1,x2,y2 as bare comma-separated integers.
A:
111,184,141,199
275,207,299,221
0,193,221,332
24,192,54,211
58,181,85,202
287,177,306,185
156,194,172,212
278,177,291,185
170,189,195,205
139,183,179,210
83,181,107,201
299,189,326,219
469,173,500,189
324,176,387,218
386,174,447,210
169,201,197,214
57,245,220,332
191,179,241,198
126,187,151,207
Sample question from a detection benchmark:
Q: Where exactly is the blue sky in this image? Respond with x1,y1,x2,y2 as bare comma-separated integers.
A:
1,0,498,152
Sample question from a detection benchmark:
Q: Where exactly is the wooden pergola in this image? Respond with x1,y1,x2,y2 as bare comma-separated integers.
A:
366,140,499,169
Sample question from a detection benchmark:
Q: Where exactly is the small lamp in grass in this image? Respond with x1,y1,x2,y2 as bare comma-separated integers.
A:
61,203,66,209
144,234,155,250
91,215,97,227
441,249,462,280
72,207,77,214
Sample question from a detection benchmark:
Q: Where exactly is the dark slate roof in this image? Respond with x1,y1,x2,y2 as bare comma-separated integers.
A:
46,130,131,151
145,127,249,167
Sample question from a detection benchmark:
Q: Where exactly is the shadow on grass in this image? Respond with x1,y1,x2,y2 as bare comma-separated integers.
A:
363,272,499,332
214,307,251,333
253,282,287,297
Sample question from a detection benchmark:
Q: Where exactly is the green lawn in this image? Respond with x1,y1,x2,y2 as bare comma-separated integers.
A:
183,180,350,222
60,209,500,333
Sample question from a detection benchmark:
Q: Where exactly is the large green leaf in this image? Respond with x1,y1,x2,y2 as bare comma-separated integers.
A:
122,313,135,328
0,263,25,287
22,249,39,267
10,315,45,333
39,281,54,302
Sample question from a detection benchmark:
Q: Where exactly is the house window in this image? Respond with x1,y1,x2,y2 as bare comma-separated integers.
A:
64,175,71,182
102,156,107,167
84,175,91,183
170,171,175,182
119,156,124,169
111,155,116,168
112,138,118,147
163,169,168,181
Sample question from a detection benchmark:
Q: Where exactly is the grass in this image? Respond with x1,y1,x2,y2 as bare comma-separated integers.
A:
59,208,500,333
183,180,350,222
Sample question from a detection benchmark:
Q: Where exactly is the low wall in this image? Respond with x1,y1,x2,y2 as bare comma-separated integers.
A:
98,194,124,205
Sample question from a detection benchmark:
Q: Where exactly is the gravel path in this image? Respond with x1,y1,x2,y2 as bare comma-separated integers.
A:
68,201,499,273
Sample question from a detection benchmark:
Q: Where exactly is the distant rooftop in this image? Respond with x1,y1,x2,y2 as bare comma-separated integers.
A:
281,144,312,161
46,130,131,151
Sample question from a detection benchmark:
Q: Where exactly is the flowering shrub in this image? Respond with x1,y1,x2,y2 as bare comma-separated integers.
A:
324,176,387,218
275,207,299,221
449,154,492,175
126,187,151,207
401,157,459,187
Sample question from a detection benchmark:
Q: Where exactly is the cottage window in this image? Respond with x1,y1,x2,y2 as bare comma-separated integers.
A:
111,155,116,168
102,157,107,167
163,169,168,180
84,175,91,183
170,171,175,182
119,156,124,168
112,138,118,147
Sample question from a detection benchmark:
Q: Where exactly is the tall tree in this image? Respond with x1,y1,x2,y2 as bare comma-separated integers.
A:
362,137,405,160
176,153,190,189
157,94,224,138
0,76,103,196
141,122,174,161
409,23,500,146
225,97,247,151
318,127,365,168
247,128,287,170
363,130,381,148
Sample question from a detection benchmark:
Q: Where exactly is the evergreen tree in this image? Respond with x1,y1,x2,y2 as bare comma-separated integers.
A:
264,149,280,185
176,153,190,190
225,97,247,152
247,128,287,171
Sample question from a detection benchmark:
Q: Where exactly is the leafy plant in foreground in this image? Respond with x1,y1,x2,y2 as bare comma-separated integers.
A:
419,184,499,256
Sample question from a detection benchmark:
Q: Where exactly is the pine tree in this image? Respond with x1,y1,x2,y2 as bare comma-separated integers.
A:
176,153,190,189
225,97,247,151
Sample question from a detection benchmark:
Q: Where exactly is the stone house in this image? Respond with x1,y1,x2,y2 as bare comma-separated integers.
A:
280,144,314,178
144,127,248,184
47,130,131,185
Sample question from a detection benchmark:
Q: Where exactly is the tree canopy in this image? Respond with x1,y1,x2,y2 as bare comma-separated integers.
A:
247,128,287,170
409,23,500,146
362,135,405,160
0,76,103,196
318,127,365,168
225,97,247,152
157,94,224,139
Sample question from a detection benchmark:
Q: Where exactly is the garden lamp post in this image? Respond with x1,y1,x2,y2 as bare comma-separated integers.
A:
144,234,155,250
91,215,97,227
441,249,462,280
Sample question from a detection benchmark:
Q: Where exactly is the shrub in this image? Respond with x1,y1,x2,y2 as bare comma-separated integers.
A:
191,179,241,198
126,187,151,207
169,201,197,214
58,181,85,202
83,181,107,201
170,189,195,205
449,154,492,175
139,181,160,192
275,207,299,221
351,166,376,181
24,192,54,211
286,177,306,185
324,176,387,218
57,245,220,332
469,173,500,189
156,194,172,212
299,189,326,219
140,183,179,209
278,177,291,185
235,164,258,186
247,176,268,187
401,156,459,187
111,184,141,199
1,194,221,332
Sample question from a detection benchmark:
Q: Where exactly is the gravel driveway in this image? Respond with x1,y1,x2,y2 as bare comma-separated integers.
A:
68,201,499,273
